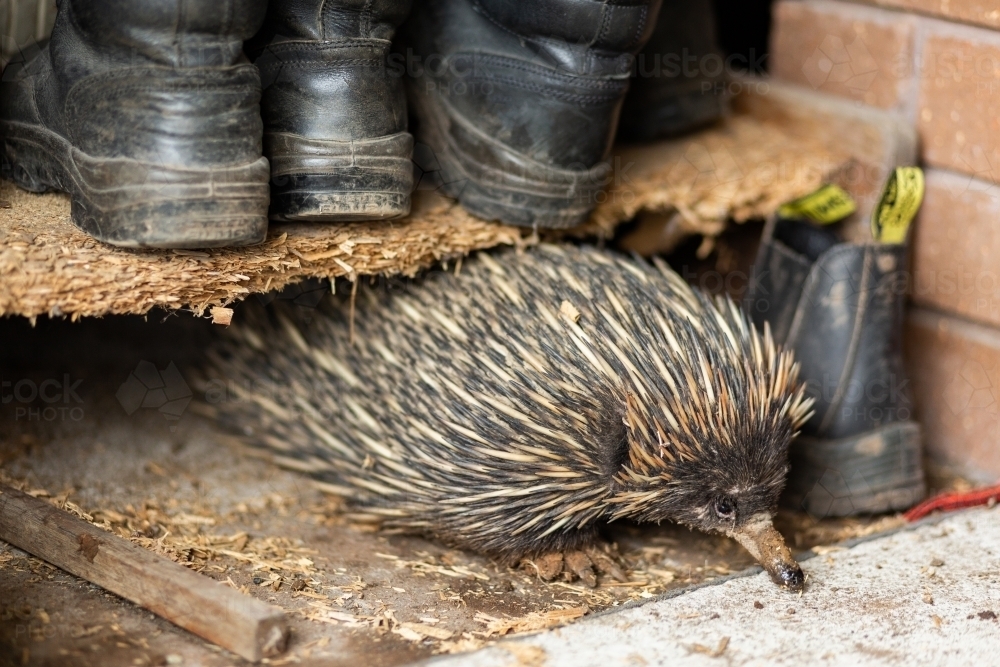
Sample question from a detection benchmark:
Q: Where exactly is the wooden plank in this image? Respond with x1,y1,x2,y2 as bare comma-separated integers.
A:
0,484,289,662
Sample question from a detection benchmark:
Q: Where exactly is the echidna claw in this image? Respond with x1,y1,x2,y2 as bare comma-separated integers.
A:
584,544,628,583
565,550,597,588
521,552,564,581
519,542,630,587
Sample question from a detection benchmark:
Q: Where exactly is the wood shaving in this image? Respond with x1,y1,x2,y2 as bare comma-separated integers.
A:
397,622,453,641
210,306,234,326
375,551,491,581
474,607,589,637
689,636,730,658
782,511,906,549
502,644,548,667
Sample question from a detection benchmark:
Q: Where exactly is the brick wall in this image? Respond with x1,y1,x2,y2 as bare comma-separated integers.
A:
770,0,1000,479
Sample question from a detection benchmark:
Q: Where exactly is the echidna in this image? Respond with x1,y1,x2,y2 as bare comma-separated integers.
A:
208,244,813,590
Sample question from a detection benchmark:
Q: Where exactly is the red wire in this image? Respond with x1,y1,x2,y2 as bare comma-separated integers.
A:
904,483,1000,522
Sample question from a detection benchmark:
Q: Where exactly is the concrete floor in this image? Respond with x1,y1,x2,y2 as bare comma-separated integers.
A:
433,505,1000,667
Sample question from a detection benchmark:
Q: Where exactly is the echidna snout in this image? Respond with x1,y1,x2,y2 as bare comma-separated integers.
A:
605,376,809,591
730,515,805,591
210,244,813,590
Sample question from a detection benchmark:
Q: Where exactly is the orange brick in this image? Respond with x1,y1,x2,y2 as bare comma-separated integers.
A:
911,169,1000,327
865,0,1000,31
917,30,1000,184
770,0,916,109
906,308,1000,479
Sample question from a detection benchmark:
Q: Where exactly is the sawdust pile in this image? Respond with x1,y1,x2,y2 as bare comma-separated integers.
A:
0,82,907,321
779,511,906,550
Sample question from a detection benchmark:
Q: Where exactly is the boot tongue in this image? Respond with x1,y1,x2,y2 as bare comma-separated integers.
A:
771,182,856,261
773,219,841,263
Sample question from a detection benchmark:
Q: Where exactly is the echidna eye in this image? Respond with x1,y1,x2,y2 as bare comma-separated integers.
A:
714,498,736,519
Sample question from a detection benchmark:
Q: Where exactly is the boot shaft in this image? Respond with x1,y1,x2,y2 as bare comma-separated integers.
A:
474,0,661,75
57,0,267,68
619,0,728,141
250,0,415,221
23,0,268,165
267,0,413,41
637,0,722,71
253,0,412,142
749,222,914,440
403,0,661,170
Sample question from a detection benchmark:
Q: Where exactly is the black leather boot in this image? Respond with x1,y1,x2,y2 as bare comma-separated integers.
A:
0,0,270,248
619,0,729,142
403,0,662,228
252,0,414,222
748,220,925,517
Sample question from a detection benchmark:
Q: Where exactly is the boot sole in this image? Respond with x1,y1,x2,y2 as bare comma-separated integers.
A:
0,121,269,249
407,80,607,229
783,421,926,517
266,132,414,222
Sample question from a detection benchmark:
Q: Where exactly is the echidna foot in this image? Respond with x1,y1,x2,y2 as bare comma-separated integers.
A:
583,543,628,584
521,552,565,582
564,550,597,588
519,543,628,588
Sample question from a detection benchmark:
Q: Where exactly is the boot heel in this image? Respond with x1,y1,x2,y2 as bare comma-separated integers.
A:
401,0,654,229
1,132,63,193
784,422,926,517
3,121,270,248
8,161,53,194
70,152,271,248
2,39,271,249
408,82,606,229
266,132,413,222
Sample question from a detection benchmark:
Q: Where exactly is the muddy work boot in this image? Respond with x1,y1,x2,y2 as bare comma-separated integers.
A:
252,0,414,222
0,0,271,248
618,0,729,142
748,219,925,517
403,0,662,228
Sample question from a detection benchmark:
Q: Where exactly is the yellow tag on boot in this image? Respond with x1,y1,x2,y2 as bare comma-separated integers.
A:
777,184,857,224
871,167,924,244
